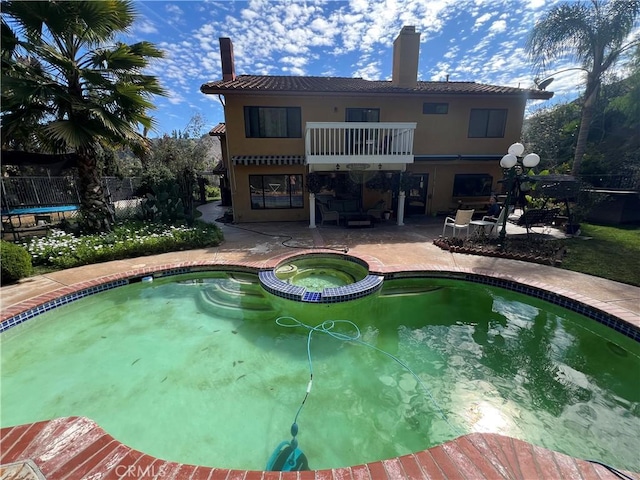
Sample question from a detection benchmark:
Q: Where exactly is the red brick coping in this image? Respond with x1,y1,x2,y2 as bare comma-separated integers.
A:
1,417,635,480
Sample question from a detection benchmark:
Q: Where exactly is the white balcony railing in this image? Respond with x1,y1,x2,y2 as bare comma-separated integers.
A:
305,122,416,166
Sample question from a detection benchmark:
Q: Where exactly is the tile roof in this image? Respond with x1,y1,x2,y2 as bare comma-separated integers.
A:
208,122,226,136
201,75,554,100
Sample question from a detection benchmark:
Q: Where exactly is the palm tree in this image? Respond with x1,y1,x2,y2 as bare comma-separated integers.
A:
1,0,166,232
526,0,640,176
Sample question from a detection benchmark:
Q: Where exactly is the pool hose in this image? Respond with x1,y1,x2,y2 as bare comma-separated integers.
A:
267,317,637,478
265,316,461,471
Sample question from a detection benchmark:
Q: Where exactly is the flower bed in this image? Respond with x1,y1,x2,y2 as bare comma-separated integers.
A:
433,236,566,266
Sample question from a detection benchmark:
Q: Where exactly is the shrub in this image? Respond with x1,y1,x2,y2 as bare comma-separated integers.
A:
1,240,33,283
205,185,221,200
23,220,224,269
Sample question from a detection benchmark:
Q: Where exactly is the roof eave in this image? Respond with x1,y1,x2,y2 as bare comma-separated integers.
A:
201,85,555,100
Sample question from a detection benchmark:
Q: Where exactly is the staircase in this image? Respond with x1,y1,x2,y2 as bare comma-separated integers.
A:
196,273,276,320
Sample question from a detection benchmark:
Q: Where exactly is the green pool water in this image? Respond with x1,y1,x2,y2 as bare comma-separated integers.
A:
274,256,367,291
1,272,639,472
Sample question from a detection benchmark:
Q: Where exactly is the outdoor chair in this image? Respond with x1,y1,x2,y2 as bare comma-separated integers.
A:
482,207,507,237
442,209,474,237
366,200,386,220
318,202,340,226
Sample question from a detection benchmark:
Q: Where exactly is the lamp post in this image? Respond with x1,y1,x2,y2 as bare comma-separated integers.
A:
498,142,540,244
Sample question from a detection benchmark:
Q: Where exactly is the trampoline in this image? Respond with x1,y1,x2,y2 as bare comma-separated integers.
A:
1,205,79,240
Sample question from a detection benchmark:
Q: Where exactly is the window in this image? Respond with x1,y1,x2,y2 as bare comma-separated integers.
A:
345,108,380,122
244,107,302,138
468,109,507,138
423,103,448,114
452,174,493,197
249,174,303,209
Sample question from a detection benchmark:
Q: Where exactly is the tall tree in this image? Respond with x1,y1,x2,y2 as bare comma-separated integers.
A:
526,0,640,176
1,0,166,232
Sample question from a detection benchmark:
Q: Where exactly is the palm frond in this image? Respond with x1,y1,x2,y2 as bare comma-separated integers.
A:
42,120,96,151
1,19,19,59
526,2,594,68
3,0,166,156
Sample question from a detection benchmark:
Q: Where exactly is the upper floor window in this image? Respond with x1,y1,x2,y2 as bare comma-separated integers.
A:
244,107,302,138
468,109,507,138
423,103,448,114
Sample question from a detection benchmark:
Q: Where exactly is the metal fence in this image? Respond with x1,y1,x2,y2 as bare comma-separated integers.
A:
1,176,143,220
578,173,640,191
1,176,142,206
1,176,80,207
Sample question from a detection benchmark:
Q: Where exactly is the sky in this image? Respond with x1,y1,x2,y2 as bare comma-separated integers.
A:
121,0,639,138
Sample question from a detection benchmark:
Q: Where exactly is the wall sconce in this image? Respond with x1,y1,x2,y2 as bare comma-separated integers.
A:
378,163,382,170
333,106,338,113
335,164,340,171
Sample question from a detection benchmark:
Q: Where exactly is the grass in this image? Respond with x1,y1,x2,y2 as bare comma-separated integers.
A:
562,223,640,287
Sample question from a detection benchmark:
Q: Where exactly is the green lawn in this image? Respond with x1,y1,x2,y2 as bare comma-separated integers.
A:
562,223,640,286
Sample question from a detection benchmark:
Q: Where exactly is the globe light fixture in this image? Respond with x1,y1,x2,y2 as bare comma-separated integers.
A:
522,153,541,168
508,143,525,156
500,154,518,169
498,143,540,244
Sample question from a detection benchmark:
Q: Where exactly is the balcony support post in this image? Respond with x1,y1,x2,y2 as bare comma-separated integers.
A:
397,190,406,226
309,192,316,228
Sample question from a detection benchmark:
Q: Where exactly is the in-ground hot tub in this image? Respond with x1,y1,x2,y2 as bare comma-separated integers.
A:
259,253,383,302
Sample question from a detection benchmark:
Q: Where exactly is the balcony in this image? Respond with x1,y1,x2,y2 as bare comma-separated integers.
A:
305,122,416,169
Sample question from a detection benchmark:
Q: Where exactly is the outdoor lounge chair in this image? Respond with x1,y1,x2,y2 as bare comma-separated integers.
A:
516,208,560,231
442,209,474,237
318,202,340,226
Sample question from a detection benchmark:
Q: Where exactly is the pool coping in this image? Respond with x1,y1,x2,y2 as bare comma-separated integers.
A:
1,250,639,480
1,416,634,480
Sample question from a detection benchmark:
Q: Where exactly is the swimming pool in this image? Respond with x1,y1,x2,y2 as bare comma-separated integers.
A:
1,270,638,472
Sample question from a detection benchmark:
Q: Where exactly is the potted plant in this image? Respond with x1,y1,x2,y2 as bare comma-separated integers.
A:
366,172,393,193
306,172,323,194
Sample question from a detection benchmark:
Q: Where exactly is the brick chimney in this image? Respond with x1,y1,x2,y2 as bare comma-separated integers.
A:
392,26,420,88
219,37,236,82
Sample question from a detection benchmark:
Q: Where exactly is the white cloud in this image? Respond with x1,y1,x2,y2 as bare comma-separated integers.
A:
280,56,309,69
353,61,382,80
473,12,493,30
134,19,158,35
165,4,184,16
488,20,507,34
167,90,185,105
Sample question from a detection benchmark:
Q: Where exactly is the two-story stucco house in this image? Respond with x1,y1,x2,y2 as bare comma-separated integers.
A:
201,26,552,226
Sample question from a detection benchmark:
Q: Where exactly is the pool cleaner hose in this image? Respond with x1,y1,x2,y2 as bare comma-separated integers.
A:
265,316,461,471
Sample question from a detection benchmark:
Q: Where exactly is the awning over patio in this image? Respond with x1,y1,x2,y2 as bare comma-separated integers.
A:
232,155,305,166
